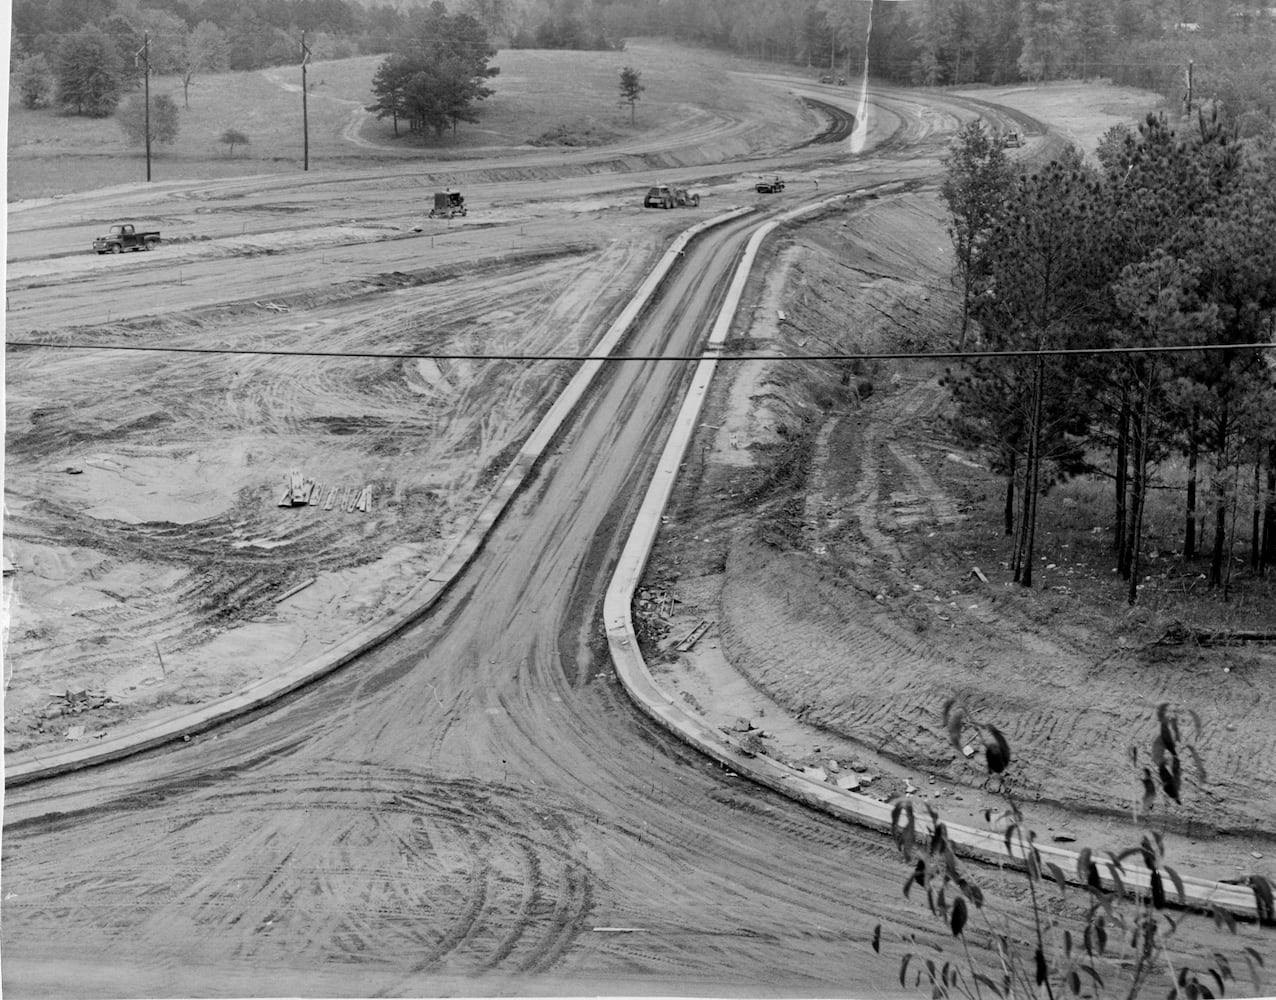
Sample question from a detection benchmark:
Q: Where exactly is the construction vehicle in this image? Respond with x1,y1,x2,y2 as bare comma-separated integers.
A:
643,184,700,209
755,175,785,193
93,223,161,254
1001,130,1023,148
428,190,466,219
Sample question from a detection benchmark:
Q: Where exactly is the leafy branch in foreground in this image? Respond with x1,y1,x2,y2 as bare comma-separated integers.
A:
872,699,1272,1000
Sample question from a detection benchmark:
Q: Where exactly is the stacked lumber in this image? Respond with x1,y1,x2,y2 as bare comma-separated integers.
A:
277,468,315,507
278,471,374,513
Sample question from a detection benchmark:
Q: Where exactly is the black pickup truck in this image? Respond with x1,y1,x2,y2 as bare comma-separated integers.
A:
93,223,161,254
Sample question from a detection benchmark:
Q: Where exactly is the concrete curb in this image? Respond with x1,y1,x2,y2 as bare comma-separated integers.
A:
5,207,755,788
602,195,1261,921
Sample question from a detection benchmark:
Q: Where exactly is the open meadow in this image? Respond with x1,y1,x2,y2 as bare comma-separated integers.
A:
7,42,801,201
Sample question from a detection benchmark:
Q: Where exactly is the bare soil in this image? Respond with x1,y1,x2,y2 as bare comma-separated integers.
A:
5,65,1272,890
640,182,1276,878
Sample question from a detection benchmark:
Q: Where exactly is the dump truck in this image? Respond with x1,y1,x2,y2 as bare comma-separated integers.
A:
643,184,700,208
93,223,161,254
428,191,466,219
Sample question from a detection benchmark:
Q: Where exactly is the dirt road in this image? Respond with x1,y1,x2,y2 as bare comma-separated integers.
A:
8,70,1265,998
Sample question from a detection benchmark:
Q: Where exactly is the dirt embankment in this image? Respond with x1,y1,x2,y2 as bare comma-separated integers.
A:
641,189,1276,849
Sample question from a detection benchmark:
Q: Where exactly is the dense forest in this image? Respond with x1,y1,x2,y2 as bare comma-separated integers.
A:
940,116,1276,598
11,0,1276,136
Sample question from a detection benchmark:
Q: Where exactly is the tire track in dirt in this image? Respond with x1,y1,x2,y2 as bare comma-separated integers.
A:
4,766,598,975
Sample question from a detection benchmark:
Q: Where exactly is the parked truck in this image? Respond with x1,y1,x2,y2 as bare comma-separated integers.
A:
93,223,161,254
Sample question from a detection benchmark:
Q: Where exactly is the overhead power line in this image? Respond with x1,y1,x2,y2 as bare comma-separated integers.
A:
5,340,1273,362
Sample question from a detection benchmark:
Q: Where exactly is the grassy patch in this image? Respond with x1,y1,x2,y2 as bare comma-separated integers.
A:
7,41,799,201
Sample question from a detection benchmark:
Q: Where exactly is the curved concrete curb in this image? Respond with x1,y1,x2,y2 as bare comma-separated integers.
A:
602,196,1262,921
5,207,755,788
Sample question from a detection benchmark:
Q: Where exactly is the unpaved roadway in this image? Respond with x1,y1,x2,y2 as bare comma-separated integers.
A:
7,77,1260,997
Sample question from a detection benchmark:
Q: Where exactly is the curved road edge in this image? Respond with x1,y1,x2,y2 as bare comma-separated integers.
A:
4,207,755,788
601,197,1262,923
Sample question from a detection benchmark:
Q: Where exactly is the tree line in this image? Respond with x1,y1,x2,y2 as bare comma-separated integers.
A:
940,112,1276,603
584,0,1275,139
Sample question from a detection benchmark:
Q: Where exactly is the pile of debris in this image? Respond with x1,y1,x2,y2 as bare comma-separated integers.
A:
633,586,677,644
278,469,374,512
41,687,113,720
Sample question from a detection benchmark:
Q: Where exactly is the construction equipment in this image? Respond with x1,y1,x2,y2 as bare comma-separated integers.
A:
643,184,700,209
755,175,785,193
428,190,467,219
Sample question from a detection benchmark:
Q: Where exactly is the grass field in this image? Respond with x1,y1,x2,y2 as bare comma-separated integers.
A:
6,41,791,201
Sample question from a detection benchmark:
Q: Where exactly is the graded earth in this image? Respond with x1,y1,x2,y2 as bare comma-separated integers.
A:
4,45,1272,997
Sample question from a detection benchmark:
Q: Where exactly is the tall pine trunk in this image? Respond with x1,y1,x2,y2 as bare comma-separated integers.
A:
1261,441,1276,576
1210,401,1230,588
1126,379,1152,605
1184,411,1198,560
1253,455,1263,570
1115,387,1129,568
1003,450,1016,536
1018,357,1046,588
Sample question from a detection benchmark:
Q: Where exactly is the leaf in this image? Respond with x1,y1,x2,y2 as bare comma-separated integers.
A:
1080,964,1105,990
1249,874,1276,924
951,896,968,937
899,954,913,990
1140,767,1157,813
1164,863,1187,905
1004,823,1018,859
1187,707,1203,741
1187,744,1209,784
1242,950,1264,995
1047,861,1068,893
871,924,881,954
942,698,965,750
1151,869,1166,909
1159,753,1182,803
1157,702,1178,755
983,724,1011,774
974,972,1006,998
1067,970,1081,995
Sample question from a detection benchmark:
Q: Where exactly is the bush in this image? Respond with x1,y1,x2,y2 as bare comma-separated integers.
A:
116,93,181,146
881,700,1273,999
13,53,55,109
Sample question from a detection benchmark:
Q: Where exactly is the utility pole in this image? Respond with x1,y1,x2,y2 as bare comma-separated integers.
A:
301,31,311,171
1184,58,1194,115
136,32,152,181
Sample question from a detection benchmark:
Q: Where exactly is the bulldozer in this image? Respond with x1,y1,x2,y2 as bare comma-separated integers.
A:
428,190,467,219
643,183,700,209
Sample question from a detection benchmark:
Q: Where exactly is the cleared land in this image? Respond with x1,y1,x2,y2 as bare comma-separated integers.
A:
5,44,1273,892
